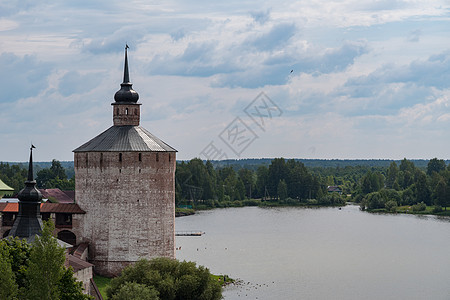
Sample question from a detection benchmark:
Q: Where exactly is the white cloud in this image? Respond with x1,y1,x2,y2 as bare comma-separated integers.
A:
1,0,450,161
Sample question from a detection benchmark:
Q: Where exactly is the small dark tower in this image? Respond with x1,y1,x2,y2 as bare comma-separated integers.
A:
8,145,43,242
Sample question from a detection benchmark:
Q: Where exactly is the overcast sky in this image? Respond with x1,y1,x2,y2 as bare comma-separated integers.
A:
1,0,450,162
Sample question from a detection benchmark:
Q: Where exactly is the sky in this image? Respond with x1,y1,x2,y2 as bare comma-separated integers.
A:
1,0,450,162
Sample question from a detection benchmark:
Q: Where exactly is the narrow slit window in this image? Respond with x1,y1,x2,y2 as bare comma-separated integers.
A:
125,108,129,115
119,153,122,162
156,153,159,162
139,153,142,162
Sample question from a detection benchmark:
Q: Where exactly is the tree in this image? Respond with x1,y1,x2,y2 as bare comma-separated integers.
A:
0,242,18,299
107,258,222,300
415,171,431,205
277,179,288,201
0,221,90,299
111,282,159,300
36,159,71,189
25,220,66,300
58,267,93,300
385,162,399,189
1,236,32,288
255,166,269,199
427,158,446,176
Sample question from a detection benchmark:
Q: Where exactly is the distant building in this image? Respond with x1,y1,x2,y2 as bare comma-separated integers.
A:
0,179,14,199
327,186,342,195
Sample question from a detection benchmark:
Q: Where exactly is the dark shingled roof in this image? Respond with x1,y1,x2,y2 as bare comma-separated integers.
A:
73,125,177,152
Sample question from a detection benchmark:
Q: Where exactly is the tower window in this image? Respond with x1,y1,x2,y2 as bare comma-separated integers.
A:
134,108,137,115
119,153,122,162
169,154,171,162
156,153,159,162
125,108,129,115
139,153,142,162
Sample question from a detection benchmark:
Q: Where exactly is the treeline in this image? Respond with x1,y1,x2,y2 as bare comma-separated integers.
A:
2,157,450,212
176,158,345,207
0,160,74,195
353,158,450,212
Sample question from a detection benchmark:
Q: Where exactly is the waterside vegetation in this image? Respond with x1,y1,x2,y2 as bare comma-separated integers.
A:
2,157,449,216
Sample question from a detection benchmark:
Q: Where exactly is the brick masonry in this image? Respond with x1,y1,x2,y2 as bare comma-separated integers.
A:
74,151,176,276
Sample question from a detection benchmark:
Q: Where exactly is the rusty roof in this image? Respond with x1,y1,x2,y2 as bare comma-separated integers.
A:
73,125,177,153
0,203,85,214
40,189,74,203
66,254,93,272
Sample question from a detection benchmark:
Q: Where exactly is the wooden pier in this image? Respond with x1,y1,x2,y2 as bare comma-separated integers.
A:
175,231,204,236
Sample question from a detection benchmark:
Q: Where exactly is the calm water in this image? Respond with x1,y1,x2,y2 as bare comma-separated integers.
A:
175,205,450,300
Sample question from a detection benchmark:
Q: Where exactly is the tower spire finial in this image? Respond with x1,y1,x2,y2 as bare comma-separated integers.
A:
123,44,130,83
28,144,36,182
114,44,139,103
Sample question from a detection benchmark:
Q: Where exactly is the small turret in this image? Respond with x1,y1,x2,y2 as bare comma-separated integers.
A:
8,145,43,242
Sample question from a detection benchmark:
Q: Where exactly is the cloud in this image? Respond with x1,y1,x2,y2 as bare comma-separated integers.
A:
250,9,271,24
0,53,53,102
248,23,297,51
58,71,105,97
407,29,422,42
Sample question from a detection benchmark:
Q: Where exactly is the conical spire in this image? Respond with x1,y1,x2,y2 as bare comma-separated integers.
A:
123,44,130,83
27,144,35,182
114,44,139,103
18,145,42,202
8,145,43,242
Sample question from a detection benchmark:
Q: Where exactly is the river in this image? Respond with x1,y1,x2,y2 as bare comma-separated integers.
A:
175,205,450,300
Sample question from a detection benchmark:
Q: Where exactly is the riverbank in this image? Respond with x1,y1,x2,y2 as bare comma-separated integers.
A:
365,205,450,217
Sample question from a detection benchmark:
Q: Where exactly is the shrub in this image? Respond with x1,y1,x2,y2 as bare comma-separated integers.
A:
107,258,222,300
412,202,426,212
385,200,398,212
432,206,443,213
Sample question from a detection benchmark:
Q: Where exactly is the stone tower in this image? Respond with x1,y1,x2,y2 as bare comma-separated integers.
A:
73,46,177,276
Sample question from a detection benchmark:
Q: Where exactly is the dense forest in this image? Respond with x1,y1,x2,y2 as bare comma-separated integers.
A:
1,158,449,214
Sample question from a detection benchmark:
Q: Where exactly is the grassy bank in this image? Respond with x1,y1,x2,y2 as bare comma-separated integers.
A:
93,275,111,299
366,205,450,216
93,273,232,299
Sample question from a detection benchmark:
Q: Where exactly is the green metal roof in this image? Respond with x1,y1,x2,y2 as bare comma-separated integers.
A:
0,179,13,191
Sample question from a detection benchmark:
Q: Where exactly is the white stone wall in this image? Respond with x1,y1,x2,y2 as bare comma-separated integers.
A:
75,151,175,276
74,266,93,295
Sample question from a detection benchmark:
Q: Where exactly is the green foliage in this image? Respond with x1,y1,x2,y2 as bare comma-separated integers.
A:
36,159,74,190
0,162,27,195
385,200,398,212
0,221,90,300
277,179,288,200
1,237,32,288
0,241,18,299
427,158,446,175
25,220,66,300
107,258,222,300
111,282,159,300
432,206,443,213
93,275,112,299
412,202,427,212
59,267,92,300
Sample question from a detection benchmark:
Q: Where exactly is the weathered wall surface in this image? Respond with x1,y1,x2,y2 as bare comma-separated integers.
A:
75,151,175,276
74,266,93,295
